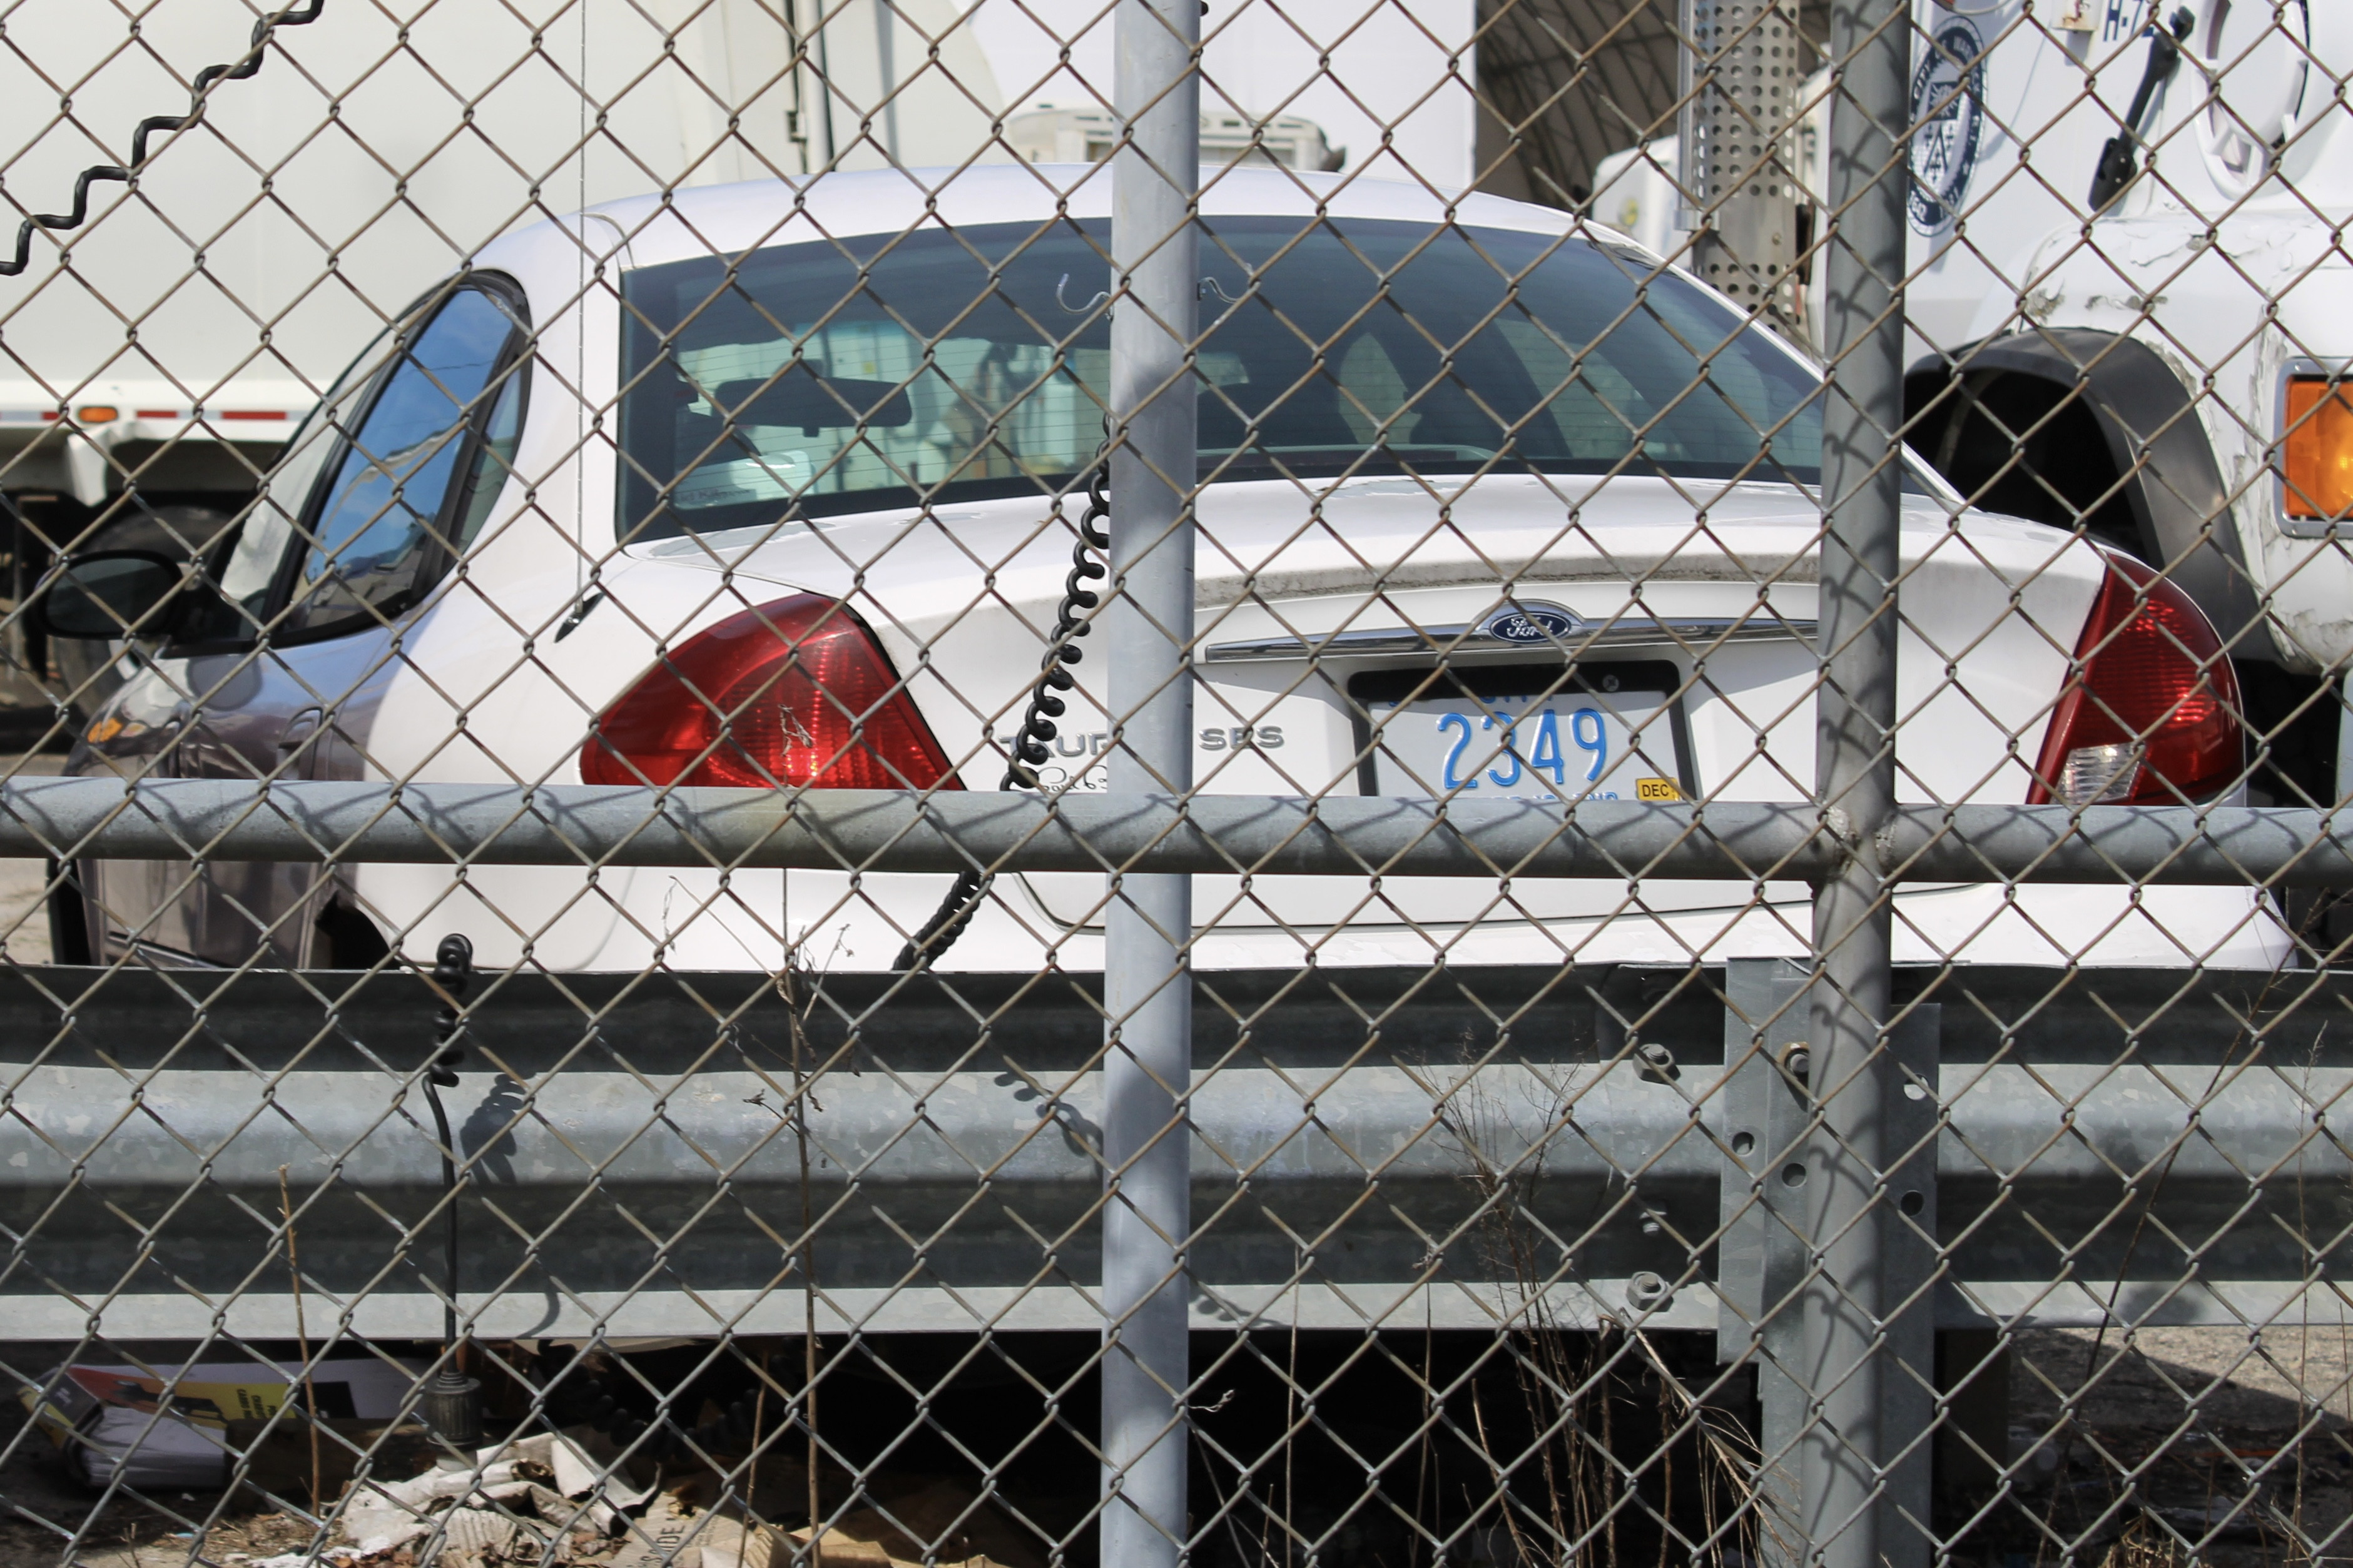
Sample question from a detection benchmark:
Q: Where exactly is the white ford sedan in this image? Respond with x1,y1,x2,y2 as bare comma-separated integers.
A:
51,167,2284,974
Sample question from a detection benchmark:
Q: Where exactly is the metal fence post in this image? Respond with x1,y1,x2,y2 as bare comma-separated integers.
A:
1102,2,1199,1564
1799,0,1909,1560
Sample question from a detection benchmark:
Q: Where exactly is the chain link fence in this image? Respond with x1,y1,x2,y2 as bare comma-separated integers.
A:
0,0,2346,1564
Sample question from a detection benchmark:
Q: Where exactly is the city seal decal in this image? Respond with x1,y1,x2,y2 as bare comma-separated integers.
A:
1909,15,1988,235
1484,603,1582,644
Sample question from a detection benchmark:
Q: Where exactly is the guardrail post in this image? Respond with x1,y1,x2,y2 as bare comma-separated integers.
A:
1879,1004,1941,1568
1724,964,1939,1568
1799,0,1910,1560
1717,956,1812,1565
1102,3,1198,1565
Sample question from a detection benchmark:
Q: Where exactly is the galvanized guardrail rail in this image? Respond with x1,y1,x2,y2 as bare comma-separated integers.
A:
7,956,2337,1343
11,947,2340,1550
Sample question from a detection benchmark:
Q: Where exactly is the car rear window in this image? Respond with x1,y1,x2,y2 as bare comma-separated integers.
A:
616,215,1825,542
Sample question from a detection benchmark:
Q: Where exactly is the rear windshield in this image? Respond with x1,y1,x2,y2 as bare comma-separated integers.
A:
616,216,1824,542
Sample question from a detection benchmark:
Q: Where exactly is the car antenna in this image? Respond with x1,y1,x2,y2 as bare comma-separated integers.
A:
0,3,330,278
556,589,606,642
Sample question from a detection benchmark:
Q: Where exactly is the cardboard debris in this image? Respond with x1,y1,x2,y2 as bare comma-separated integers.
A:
607,1493,698,1568
335,1436,1038,1568
782,1529,896,1567
680,1514,766,1568
335,1430,653,1562
439,1505,531,1559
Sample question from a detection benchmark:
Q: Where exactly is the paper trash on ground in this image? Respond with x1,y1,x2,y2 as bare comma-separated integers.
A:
335,1430,653,1560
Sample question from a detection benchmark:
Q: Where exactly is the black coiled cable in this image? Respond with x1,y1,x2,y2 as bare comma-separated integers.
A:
420,934,472,1355
1009,459,1115,789
0,1,328,278
418,933,483,1451
893,458,1110,971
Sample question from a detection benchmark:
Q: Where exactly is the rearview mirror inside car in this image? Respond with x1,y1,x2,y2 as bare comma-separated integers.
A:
38,552,188,640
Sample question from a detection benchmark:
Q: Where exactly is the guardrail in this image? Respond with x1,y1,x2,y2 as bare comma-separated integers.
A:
7,957,2335,1343
11,949,2337,1546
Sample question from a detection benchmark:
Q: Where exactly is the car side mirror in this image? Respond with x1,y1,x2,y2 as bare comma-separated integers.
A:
37,552,189,640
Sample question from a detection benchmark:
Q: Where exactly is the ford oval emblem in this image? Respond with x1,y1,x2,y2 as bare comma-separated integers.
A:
1484,604,1580,644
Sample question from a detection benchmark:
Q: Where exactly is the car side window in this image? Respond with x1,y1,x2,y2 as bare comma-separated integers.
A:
447,363,529,554
179,321,399,647
278,283,527,637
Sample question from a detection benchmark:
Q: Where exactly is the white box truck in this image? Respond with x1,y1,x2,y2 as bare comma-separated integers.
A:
0,0,1006,704
1593,1,2353,811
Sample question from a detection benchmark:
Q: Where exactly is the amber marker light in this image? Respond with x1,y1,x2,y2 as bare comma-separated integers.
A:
2285,376,2353,522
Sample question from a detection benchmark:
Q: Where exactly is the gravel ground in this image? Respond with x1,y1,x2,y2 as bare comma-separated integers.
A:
0,1451,263,1568
8,1327,2352,1567
1981,1325,2353,1565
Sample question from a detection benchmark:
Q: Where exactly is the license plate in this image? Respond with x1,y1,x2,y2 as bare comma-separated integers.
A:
1363,688,1684,803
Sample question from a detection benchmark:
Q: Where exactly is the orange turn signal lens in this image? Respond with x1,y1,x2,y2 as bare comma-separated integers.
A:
2285,377,2353,520
74,405,119,424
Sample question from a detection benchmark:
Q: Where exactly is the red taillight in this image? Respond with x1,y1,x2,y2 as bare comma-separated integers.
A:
2028,555,2242,806
581,595,959,791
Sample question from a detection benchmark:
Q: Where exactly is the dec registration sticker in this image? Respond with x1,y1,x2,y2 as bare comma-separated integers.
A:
1365,689,1684,804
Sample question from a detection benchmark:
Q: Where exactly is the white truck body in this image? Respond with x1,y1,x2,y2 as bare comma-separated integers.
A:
1905,0,2353,672
0,0,1005,507
1593,1,2353,682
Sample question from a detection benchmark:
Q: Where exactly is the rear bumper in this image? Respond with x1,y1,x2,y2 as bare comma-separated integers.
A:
545,867,2291,973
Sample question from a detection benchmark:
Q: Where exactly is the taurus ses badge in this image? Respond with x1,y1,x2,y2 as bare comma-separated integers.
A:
1483,603,1582,644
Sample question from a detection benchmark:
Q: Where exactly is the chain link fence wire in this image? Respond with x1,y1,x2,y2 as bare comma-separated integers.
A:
0,0,2345,1564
